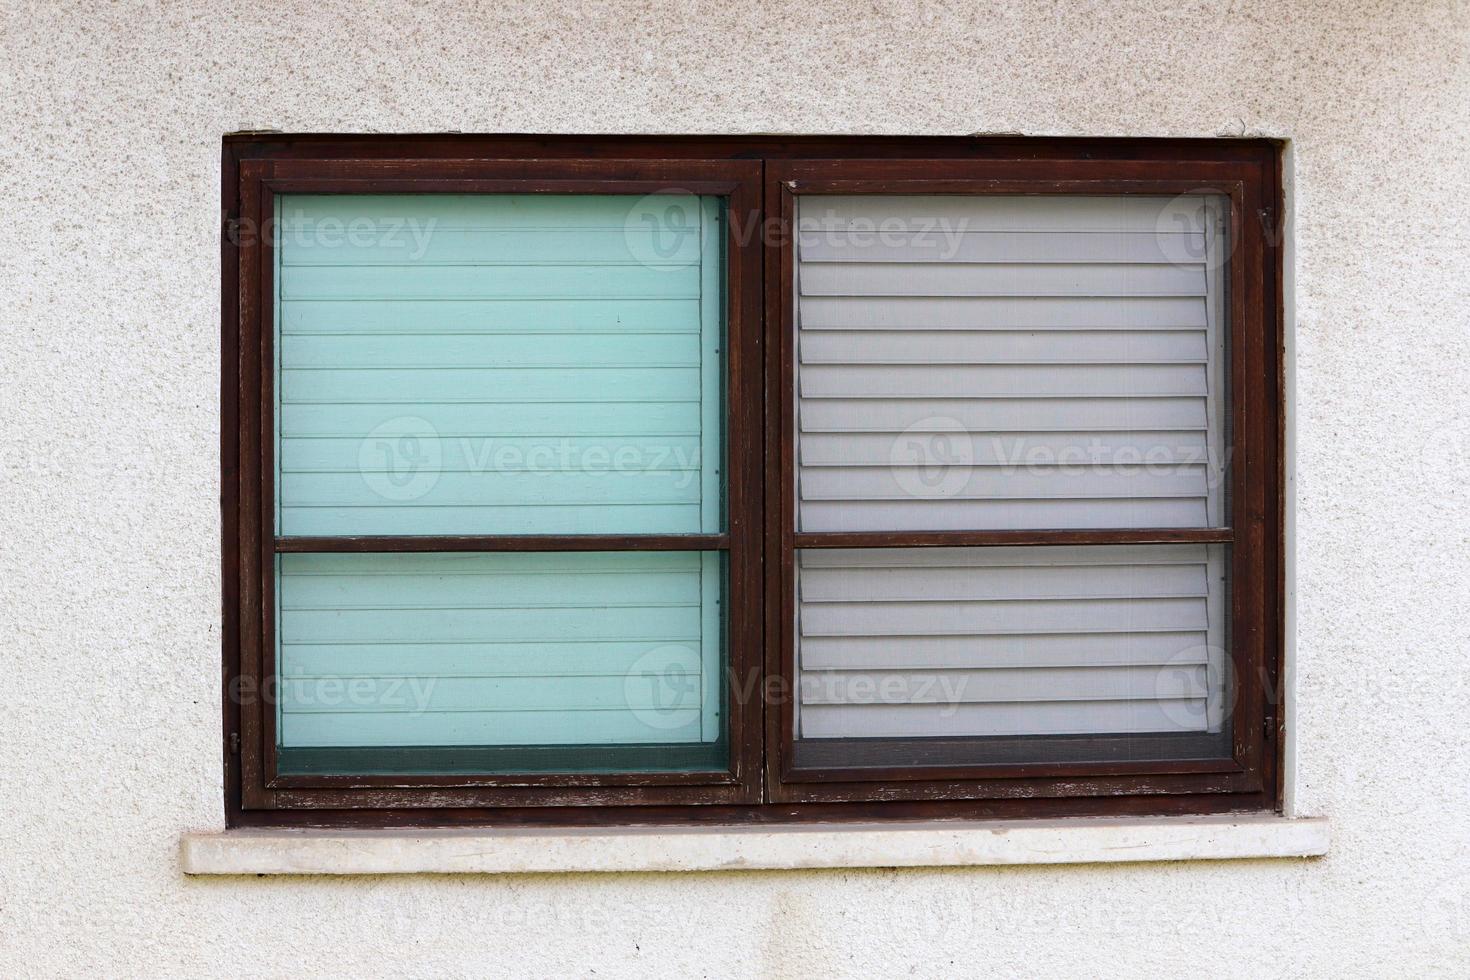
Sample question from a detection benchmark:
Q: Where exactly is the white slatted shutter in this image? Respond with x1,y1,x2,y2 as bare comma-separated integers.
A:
793,195,1230,743
795,195,1228,533
796,545,1228,739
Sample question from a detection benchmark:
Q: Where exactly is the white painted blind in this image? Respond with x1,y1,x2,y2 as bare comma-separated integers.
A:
793,195,1231,743
795,195,1228,532
796,545,1228,739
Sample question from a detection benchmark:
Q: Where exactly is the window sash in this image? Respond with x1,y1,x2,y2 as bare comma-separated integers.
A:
222,138,1281,822
229,157,765,808
766,162,1271,804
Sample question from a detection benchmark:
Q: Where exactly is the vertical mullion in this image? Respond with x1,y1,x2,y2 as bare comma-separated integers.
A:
760,165,788,802
725,165,765,800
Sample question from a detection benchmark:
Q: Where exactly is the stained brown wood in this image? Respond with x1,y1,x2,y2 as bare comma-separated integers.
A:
275,535,730,553
230,790,1279,829
764,155,1276,807
793,529,1235,549
224,135,1284,827
232,154,765,811
220,140,244,821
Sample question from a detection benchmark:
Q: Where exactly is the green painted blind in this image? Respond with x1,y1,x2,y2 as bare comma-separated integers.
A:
277,551,724,770
275,194,725,536
271,194,727,774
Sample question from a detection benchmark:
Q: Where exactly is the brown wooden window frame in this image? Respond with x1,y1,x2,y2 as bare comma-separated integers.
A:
223,136,1283,828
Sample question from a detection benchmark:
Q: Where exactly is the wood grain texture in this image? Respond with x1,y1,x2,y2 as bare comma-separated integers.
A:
223,137,1281,824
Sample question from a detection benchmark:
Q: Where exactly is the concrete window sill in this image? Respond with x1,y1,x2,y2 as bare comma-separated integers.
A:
180,815,1328,875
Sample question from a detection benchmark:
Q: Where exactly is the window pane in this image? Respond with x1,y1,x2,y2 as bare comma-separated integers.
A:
793,544,1230,768
795,195,1229,532
275,551,726,775
276,194,725,536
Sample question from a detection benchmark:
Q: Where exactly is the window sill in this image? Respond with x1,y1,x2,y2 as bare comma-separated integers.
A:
180,815,1328,875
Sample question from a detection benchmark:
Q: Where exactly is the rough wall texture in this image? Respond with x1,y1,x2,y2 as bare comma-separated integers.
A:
1,1,1468,976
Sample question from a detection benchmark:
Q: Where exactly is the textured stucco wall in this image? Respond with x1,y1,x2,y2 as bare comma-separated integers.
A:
2,1,1468,976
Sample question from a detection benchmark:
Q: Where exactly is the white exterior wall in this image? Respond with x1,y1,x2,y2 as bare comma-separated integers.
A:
1,1,1467,975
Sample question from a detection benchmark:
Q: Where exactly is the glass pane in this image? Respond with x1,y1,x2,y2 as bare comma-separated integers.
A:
792,544,1231,769
275,193,725,536
795,194,1229,532
275,551,726,775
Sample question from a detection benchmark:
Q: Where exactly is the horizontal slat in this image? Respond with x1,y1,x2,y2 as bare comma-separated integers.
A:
800,431,1207,466
798,195,1210,232
280,434,702,473
798,699,1207,738
281,471,701,507
281,570,702,608
280,299,703,334
280,367,699,404
282,641,703,678
281,228,701,266
796,530,1232,549
281,333,703,368
799,329,1208,365
800,465,1207,502
799,229,1205,264
277,194,679,228
281,675,702,713
801,596,1206,636
280,710,704,747
799,631,1210,671
281,551,703,575
278,505,704,536
798,544,1211,567
800,262,1205,298
799,561,1207,602
280,403,700,438
798,665,1208,705
281,264,699,301
799,397,1208,433
282,605,702,644
799,296,1207,330
799,364,1206,399
799,498,1207,531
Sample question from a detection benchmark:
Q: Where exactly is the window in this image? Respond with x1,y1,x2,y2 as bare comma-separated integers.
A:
223,138,1282,824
